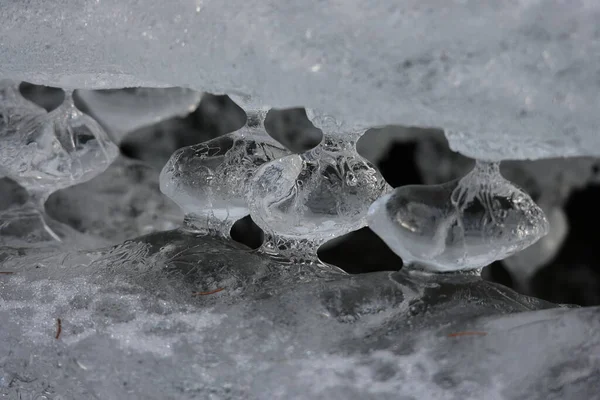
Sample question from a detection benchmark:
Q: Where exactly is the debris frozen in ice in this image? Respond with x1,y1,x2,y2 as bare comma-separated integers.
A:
0,82,118,243
247,113,391,264
368,161,549,272
160,110,289,237
76,87,202,143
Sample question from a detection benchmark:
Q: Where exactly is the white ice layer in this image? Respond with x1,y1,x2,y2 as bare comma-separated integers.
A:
2,1,600,160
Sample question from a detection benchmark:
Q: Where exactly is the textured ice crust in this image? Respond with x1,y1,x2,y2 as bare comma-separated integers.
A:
2,1,600,160
1,231,598,400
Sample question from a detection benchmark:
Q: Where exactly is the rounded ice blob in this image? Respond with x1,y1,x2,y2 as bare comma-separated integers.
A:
247,112,391,264
159,110,289,237
368,161,549,272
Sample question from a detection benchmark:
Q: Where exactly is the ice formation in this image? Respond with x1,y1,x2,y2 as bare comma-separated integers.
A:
0,81,118,243
247,114,391,263
160,110,289,237
2,2,600,398
3,1,600,161
2,231,598,400
76,87,202,143
368,161,549,272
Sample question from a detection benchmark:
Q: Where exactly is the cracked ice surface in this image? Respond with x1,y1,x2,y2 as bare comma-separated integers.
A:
2,1,600,160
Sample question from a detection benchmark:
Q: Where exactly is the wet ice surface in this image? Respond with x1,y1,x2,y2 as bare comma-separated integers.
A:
3,1,600,160
368,161,549,272
2,229,599,400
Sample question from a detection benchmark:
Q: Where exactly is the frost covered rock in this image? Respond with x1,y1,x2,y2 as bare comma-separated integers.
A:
2,1,600,160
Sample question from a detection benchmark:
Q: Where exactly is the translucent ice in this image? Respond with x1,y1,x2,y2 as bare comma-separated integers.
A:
160,110,289,237
0,82,118,242
3,1,600,160
368,161,549,272
2,229,597,399
247,113,391,263
76,87,202,143
503,205,568,292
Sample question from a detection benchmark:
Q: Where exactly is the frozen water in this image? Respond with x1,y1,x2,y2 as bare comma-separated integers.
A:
1,229,598,399
368,161,549,272
0,82,118,244
263,108,323,154
3,1,600,160
46,156,183,244
247,114,391,263
160,110,289,237
503,205,568,292
0,84,118,201
76,87,202,144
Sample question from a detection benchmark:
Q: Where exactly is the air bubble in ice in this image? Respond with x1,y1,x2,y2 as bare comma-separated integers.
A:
159,110,289,237
246,112,391,264
367,161,549,272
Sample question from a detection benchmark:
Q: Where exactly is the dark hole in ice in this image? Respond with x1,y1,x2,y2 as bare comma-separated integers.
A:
264,108,323,153
230,215,264,250
481,262,514,289
18,81,65,111
357,126,448,188
530,184,600,306
119,93,246,169
0,177,28,211
318,227,403,274
377,141,422,187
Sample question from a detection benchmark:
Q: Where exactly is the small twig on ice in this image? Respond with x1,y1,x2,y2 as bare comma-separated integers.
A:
55,318,62,339
192,288,224,296
447,331,487,338
0,271,14,275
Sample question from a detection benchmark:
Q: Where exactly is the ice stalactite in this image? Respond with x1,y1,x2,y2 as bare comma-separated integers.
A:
159,109,289,238
368,160,549,272
0,82,118,243
246,112,391,266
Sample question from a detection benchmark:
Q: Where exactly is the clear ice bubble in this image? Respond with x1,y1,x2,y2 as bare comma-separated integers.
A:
0,81,118,242
159,109,290,237
368,161,550,272
246,111,392,265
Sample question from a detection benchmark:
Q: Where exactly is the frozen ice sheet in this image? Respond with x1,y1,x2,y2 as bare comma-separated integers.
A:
1,230,598,399
2,1,600,160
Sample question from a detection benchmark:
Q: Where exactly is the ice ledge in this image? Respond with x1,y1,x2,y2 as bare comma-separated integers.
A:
2,0,600,161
